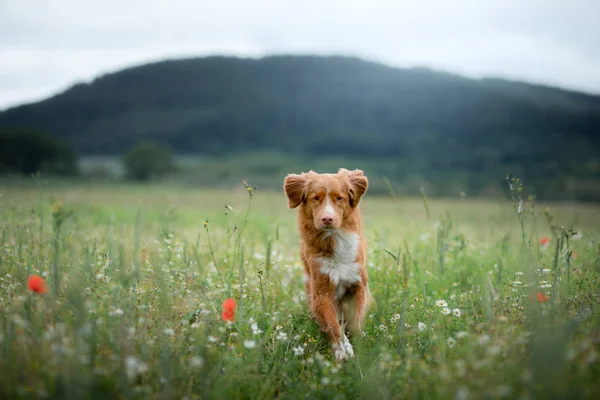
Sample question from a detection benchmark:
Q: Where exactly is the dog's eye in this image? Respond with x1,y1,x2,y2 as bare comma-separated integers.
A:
337,196,343,201
313,196,319,201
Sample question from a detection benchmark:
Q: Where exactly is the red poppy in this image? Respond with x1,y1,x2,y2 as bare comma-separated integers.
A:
27,275,48,294
536,292,549,303
221,298,236,321
540,236,550,246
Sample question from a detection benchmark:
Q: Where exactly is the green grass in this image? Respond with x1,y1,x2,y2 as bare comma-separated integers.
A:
0,179,599,399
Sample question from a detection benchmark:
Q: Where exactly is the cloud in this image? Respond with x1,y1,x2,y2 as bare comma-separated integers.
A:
1,0,599,109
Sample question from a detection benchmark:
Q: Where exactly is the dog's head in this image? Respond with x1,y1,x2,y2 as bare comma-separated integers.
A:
283,168,368,231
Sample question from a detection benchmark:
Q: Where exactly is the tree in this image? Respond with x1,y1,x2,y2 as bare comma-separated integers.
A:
0,129,78,175
122,142,175,181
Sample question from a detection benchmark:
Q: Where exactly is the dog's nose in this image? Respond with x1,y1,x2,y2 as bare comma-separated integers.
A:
321,215,334,225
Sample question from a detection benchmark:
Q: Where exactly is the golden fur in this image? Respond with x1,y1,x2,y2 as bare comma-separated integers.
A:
284,168,372,360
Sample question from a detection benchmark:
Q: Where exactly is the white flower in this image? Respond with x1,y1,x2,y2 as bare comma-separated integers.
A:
243,340,256,349
513,281,522,285
452,308,461,318
447,337,456,348
379,324,388,331
517,199,524,215
251,322,263,336
514,271,523,276
487,345,502,357
410,304,415,309
417,322,427,332
292,345,305,356
477,334,491,347
321,377,330,385
419,233,432,242
276,331,288,341
125,356,148,380
435,299,448,308
542,269,551,273
109,308,124,316
163,328,175,336
456,331,469,339
455,386,470,400
190,356,204,368
208,336,218,343
442,307,451,316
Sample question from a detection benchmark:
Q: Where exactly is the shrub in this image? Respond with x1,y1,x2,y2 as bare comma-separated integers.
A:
122,142,175,181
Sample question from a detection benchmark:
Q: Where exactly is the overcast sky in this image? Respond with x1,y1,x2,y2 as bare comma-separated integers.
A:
1,0,599,110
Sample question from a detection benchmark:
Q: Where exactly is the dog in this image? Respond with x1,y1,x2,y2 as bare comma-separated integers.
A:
284,168,372,361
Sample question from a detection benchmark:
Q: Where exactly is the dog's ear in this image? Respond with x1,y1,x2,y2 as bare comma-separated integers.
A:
284,173,307,209
347,169,368,208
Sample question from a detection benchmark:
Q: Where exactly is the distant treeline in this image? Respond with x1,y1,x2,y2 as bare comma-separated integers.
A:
0,129,78,176
0,55,599,200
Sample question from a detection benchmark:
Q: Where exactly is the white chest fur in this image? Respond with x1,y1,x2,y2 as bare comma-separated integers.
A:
318,230,361,298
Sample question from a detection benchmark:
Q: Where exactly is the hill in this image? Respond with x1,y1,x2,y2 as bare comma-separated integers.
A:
1,55,599,199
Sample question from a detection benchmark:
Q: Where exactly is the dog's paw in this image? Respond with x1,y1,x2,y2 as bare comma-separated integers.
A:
342,334,355,357
333,334,355,361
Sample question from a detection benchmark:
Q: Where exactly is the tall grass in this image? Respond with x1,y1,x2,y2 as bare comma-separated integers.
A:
0,178,598,399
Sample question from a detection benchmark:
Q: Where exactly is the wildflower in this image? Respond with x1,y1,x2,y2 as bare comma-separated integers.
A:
477,334,491,347
27,275,48,294
456,331,469,339
163,328,175,336
442,307,451,316
452,308,461,318
410,304,415,309
536,292,549,303
379,324,388,331
125,356,148,380
487,345,502,357
276,331,288,341
321,377,330,385
514,271,523,276
418,322,427,332
513,280,522,285
293,345,305,356
221,298,236,322
447,337,456,348
542,268,551,273
208,336,218,343
455,386,470,400
251,322,263,336
190,356,204,368
435,299,448,308
243,340,256,349
109,308,124,316
540,236,550,246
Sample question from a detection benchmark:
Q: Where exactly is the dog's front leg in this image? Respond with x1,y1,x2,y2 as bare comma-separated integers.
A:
347,283,371,337
311,292,354,361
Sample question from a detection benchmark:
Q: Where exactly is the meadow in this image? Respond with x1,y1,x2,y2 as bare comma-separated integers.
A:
0,178,599,399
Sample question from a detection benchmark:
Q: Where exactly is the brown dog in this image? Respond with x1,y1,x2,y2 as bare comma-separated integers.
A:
284,168,372,360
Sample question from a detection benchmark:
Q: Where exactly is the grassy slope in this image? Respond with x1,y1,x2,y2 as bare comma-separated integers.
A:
0,181,599,399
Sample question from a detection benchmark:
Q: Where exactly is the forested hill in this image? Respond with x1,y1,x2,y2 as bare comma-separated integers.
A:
1,55,600,198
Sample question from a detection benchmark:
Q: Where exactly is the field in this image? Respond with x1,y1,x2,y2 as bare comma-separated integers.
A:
0,179,599,399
